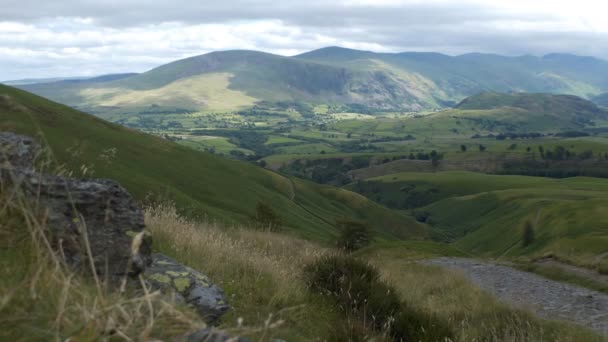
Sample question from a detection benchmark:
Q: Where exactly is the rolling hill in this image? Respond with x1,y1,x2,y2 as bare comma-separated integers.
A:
451,92,608,130
0,84,427,242
16,47,608,114
346,171,608,268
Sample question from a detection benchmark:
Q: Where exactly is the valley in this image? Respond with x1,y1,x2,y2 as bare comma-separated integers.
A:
3,47,608,341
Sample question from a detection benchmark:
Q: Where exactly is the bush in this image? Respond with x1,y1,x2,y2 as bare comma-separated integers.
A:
303,255,452,341
254,202,282,231
522,220,535,247
335,219,373,252
597,259,608,275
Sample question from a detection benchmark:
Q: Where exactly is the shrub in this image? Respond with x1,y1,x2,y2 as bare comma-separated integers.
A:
303,255,452,341
335,219,373,252
522,220,535,247
254,202,282,231
597,259,608,275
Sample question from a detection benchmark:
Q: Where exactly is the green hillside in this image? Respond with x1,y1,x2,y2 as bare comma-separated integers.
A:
0,85,426,242
347,171,608,267
18,47,608,114
456,92,607,118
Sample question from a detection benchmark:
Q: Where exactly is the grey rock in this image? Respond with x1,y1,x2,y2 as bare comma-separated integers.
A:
145,253,229,323
0,132,40,170
0,132,152,281
26,173,153,278
187,327,250,342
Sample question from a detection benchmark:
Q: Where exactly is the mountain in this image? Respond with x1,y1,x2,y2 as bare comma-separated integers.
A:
18,47,608,113
0,84,427,241
3,73,137,86
592,92,608,107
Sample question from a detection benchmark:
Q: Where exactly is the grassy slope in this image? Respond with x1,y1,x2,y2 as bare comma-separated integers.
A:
350,171,608,266
0,85,426,242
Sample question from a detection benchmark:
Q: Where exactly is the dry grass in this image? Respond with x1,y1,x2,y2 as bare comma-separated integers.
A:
369,253,604,342
144,204,337,341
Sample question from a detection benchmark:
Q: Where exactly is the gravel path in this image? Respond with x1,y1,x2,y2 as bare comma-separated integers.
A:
423,258,608,335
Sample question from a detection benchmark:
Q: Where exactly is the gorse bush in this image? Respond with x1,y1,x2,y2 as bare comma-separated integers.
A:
335,219,373,252
303,254,452,341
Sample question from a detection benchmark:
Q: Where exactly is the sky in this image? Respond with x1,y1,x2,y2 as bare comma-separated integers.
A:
1,0,608,80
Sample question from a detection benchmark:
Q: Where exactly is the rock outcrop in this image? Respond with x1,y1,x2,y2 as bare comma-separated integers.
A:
145,253,229,323
0,132,39,170
0,132,152,280
1,132,230,324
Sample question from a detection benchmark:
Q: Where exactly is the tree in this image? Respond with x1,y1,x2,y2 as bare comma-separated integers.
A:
522,220,535,247
254,202,282,231
430,150,442,167
460,144,467,152
335,219,373,252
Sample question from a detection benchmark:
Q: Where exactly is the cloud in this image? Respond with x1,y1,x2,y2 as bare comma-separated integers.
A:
1,0,608,80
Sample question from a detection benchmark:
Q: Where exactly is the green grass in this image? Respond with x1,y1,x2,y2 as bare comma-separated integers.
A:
415,176,608,266
178,136,254,155
264,135,304,145
347,171,608,267
0,85,426,243
513,262,608,294
276,143,338,154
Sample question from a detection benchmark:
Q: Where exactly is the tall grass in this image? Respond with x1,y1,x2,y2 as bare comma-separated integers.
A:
144,204,343,340
0,180,204,341
368,253,604,342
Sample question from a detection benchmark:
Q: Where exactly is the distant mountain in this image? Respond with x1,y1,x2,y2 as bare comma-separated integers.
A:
3,76,88,86
19,47,608,113
592,92,608,107
4,73,137,86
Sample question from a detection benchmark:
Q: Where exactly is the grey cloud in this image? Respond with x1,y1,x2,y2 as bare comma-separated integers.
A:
1,0,607,80
0,0,545,27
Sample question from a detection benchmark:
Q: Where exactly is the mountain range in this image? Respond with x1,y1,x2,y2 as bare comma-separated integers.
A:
14,47,608,113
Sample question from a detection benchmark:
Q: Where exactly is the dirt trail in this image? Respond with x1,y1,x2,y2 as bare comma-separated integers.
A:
424,258,608,335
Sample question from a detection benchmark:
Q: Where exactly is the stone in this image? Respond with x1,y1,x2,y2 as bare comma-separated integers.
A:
0,132,152,281
0,132,40,170
25,174,153,279
187,327,250,342
145,253,229,323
